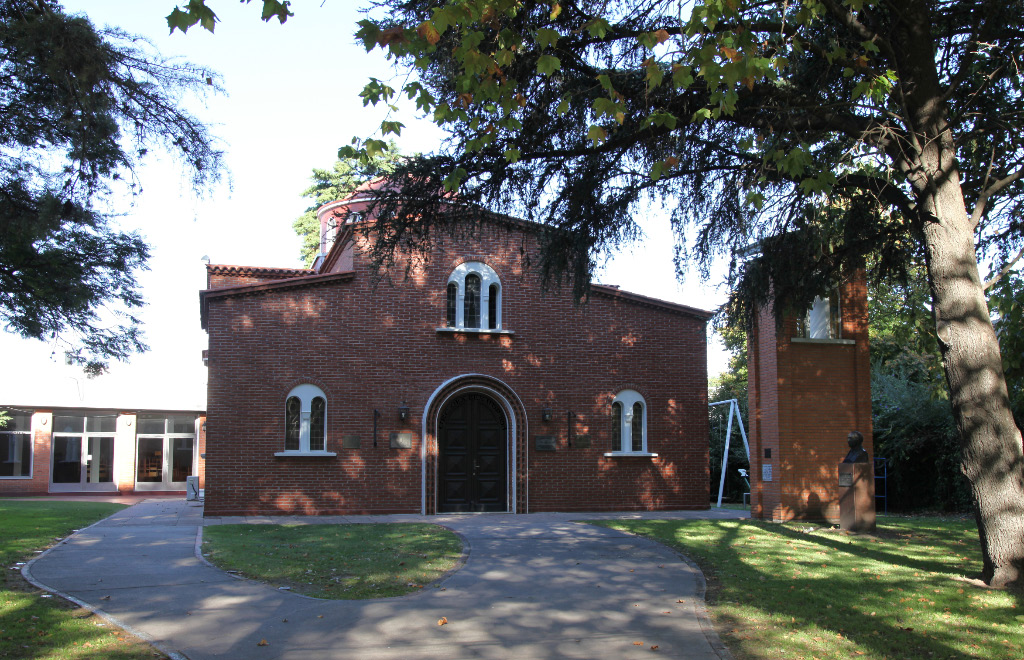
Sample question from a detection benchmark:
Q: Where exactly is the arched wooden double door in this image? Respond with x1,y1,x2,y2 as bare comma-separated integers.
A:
438,392,508,512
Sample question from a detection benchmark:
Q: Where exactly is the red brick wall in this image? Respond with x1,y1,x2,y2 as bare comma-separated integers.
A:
203,219,710,515
748,272,873,522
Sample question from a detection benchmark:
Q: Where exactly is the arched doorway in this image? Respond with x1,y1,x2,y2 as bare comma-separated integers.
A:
437,391,508,512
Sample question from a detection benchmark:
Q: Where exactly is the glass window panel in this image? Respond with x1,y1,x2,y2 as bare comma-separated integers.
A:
52,436,82,483
611,402,622,452
137,437,163,482
464,274,481,329
86,437,114,483
285,396,301,451
53,416,84,434
1,413,31,432
0,433,31,477
488,284,498,330
446,282,457,327
805,295,841,339
137,416,165,435
86,415,116,433
631,402,644,452
169,416,196,434
310,397,326,451
171,438,194,482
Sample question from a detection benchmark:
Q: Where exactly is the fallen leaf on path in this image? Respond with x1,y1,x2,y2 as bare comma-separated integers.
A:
633,641,643,646
257,639,269,646
438,617,448,626
650,645,659,650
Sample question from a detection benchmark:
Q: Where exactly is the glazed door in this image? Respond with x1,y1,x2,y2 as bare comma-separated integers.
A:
438,393,507,512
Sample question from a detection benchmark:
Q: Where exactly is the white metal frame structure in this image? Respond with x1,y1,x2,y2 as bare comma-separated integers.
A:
709,398,750,507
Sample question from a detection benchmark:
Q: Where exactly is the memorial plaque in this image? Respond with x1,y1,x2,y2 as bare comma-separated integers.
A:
535,435,556,451
761,464,773,482
390,432,413,449
342,434,361,449
838,472,853,487
574,434,591,448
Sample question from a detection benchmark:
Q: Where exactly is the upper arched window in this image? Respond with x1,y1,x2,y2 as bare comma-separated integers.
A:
610,390,647,454
446,262,501,330
279,384,332,456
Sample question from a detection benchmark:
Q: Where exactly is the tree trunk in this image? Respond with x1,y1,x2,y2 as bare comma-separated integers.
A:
918,172,1024,589
895,0,1024,590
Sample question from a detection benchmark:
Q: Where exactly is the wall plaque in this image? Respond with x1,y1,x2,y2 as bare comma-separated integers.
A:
390,432,413,449
761,464,773,482
838,472,853,487
535,435,556,451
574,434,591,448
342,434,361,449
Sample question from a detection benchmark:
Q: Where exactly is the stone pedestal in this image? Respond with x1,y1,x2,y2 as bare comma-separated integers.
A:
838,462,875,533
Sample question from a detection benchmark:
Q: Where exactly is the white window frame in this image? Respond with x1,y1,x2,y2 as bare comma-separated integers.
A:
446,261,502,331
604,389,658,457
276,384,335,456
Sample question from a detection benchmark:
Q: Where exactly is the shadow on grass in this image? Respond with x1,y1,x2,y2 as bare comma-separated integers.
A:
599,518,1022,660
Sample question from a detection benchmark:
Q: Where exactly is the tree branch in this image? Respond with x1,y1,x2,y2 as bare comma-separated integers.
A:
971,164,1024,229
983,245,1024,290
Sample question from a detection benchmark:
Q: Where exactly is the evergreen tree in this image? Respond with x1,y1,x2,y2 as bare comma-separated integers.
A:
0,0,222,373
292,143,402,266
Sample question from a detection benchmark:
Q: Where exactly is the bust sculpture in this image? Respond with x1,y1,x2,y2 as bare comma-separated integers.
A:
842,430,869,463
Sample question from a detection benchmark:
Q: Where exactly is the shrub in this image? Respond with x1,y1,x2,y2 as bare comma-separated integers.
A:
871,370,972,511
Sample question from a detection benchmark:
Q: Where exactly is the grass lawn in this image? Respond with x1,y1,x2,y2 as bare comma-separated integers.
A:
597,516,1023,660
201,523,462,599
0,500,164,659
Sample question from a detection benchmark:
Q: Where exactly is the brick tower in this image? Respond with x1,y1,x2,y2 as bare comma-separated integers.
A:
746,270,873,522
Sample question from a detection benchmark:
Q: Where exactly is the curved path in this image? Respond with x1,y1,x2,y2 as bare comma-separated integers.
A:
25,500,745,660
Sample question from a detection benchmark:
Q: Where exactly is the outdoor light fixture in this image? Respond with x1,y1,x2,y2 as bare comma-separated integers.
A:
398,402,410,422
541,407,553,422
373,409,381,447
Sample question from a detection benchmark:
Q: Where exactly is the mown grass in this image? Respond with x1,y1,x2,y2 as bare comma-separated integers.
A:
596,516,1023,660
201,523,462,599
0,500,163,659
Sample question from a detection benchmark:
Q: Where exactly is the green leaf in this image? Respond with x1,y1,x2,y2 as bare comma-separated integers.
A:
260,0,293,24
381,121,405,137
537,54,561,76
443,167,467,192
535,28,559,50
586,124,608,144
584,18,610,39
503,148,521,163
557,97,570,114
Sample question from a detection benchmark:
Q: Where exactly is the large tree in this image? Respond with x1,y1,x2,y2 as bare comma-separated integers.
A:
1,0,222,372
173,0,1024,587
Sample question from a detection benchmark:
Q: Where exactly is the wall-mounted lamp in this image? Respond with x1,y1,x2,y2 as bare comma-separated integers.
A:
541,408,553,422
398,402,410,422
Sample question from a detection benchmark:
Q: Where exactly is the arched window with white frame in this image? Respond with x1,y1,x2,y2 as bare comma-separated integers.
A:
445,261,502,330
279,384,332,456
609,389,648,454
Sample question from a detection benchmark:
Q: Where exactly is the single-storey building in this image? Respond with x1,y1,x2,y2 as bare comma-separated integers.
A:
0,407,206,496
199,185,713,516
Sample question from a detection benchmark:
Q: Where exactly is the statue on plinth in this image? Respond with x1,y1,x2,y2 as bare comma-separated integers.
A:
842,430,869,463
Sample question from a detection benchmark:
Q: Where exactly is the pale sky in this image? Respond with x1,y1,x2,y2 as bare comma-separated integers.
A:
0,1,730,412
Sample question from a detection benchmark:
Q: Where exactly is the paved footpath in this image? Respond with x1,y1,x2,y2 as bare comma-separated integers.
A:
25,500,746,660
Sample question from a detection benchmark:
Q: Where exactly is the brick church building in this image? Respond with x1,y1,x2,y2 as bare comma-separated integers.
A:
199,183,713,516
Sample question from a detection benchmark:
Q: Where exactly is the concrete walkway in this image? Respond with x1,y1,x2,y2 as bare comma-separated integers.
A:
25,500,747,660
